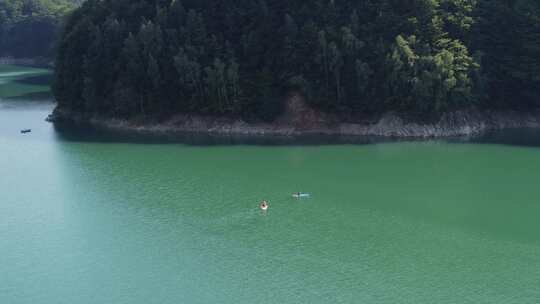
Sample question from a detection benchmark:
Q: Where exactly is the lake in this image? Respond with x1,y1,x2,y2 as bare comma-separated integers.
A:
1,65,539,304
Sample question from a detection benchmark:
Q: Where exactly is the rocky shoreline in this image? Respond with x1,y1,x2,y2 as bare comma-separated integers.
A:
48,107,540,139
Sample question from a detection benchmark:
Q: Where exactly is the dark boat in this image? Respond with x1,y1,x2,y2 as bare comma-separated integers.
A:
20,129,32,134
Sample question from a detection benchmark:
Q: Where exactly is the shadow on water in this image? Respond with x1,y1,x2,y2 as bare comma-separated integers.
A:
53,122,403,146
51,119,540,147
53,121,540,147
450,128,540,148
13,73,53,86
7,91,53,100
0,98,54,112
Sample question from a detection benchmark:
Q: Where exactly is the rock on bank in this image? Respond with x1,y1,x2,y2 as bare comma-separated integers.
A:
48,106,540,138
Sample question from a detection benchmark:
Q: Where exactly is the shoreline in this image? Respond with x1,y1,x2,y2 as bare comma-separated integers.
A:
0,57,53,68
48,107,540,139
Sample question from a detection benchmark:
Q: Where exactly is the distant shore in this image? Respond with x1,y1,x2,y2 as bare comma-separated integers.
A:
0,57,53,68
48,106,540,138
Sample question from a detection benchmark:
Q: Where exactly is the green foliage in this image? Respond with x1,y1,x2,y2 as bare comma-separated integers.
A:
52,0,539,121
0,0,80,58
473,0,540,109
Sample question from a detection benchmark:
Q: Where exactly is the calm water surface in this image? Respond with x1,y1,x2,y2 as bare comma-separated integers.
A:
1,65,540,303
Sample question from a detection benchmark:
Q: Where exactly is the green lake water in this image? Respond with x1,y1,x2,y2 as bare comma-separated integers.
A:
1,65,540,303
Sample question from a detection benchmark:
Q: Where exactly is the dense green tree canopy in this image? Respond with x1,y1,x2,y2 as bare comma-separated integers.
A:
53,0,540,122
474,0,540,110
0,0,80,58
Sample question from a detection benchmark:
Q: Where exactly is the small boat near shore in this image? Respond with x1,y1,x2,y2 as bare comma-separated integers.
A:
20,129,31,134
260,200,269,211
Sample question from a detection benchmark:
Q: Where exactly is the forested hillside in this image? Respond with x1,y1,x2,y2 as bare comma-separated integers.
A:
0,0,80,58
53,0,540,122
